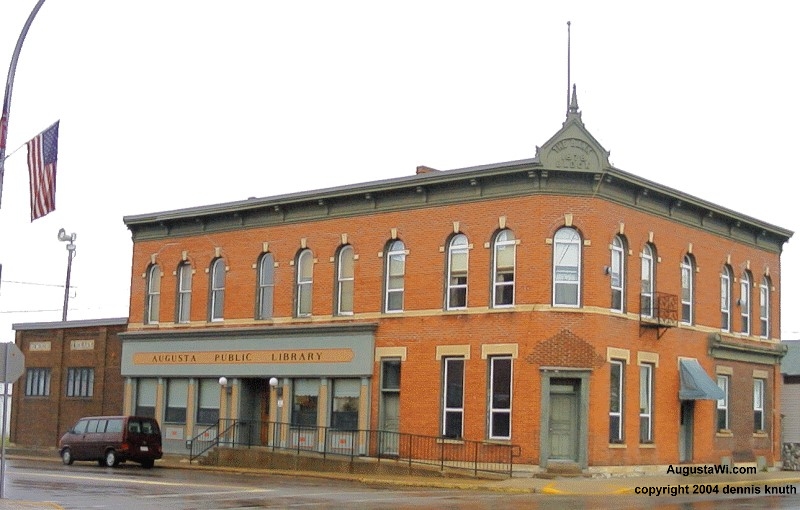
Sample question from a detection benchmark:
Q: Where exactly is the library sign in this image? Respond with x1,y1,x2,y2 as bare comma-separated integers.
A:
133,348,354,366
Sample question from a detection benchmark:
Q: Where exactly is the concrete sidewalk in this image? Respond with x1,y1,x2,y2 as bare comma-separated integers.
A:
3,448,800,507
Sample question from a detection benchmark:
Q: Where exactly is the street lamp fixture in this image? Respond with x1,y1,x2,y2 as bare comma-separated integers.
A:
57,228,76,322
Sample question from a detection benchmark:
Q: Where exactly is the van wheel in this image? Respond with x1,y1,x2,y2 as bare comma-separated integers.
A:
104,450,119,467
140,459,154,469
61,448,74,465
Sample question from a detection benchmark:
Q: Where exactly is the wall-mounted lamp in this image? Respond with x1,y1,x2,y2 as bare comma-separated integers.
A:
269,376,283,398
219,376,232,395
603,266,612,275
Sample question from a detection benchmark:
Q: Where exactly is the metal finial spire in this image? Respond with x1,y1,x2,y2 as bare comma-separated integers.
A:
566,21,571,114
569,84,579,113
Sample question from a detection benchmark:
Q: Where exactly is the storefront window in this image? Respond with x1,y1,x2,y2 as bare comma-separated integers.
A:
331,379,360,430
292,379,319,428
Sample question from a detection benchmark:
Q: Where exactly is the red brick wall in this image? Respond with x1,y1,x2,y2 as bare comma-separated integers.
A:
128,194,783,466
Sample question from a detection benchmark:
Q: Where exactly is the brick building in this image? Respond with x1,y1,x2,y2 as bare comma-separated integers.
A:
10,318,127,447
120,95,791,470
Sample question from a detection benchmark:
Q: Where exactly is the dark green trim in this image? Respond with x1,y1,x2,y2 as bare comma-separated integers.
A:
708,333,787,365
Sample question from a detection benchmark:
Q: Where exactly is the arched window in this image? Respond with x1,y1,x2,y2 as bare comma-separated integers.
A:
492,230,515,307
176,261,192,324
296,249,313,317
446,234,469,310
680,255,694,324
256,252,274,320
740,271,751,335
640,244,655,318
720,266,732,331
553,227,581,306
145,264,161,324
336,245,355,315
610,236,625,312
209,258,225,321
384,240,405,312
760,276,771,338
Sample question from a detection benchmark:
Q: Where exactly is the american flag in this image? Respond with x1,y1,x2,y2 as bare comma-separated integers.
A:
27,120,59,221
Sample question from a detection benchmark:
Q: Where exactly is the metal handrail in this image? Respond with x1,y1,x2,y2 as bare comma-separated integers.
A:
185,419,520,476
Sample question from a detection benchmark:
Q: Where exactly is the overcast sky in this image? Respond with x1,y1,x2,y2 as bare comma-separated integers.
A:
0,1,798,341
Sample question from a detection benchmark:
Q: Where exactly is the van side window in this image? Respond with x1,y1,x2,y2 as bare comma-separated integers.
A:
97,420,108,433
72,420,88,434
128,421,141,433
106,419,123,433
86,419,99,433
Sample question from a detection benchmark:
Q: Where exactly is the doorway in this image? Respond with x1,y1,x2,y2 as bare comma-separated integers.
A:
548,380,579,461
539,371,589,469
679,400,694,462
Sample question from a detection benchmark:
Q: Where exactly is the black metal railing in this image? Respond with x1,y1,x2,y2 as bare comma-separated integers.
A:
186,419,520,477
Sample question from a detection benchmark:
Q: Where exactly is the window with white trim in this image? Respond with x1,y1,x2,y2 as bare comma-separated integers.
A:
296,249,313,317
176,261,192,323
488,356,511,440
716,375,729,431
680,255,693,324
446,234,469,310
740,272,751,335
256,252,274,320
336,245,355,315
492,230,515,307
610,236,625,312
721,266,732,331
209,258,225,321
640,245,655,318
609,360,623,443
442,357,464,438
753,379,765,432
760,276,770,338
639,363,653,443
553,227,581,306
385,240,405,312
145,264,161,324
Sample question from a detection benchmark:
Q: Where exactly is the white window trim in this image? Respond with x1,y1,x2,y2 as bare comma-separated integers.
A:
610,237,624,313
296,249,313,317
753,378,765,432
257,253,274,320
145,264,161,325
385,241,406,313
446,235,469,310
721,267,731,332
639,363,653,443
488,356,512,440
759,278,770,338
336,245,355,316
210,259,225,322
609,360,624,443
740,273,751,335
716,375,729,431
640,245,654,318
552,228,581,307
680,256,693,324
442,357,464,438
492,231,515,308
177,262,192,324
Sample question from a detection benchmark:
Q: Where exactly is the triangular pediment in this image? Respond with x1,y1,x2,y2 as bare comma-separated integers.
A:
535,87,611,172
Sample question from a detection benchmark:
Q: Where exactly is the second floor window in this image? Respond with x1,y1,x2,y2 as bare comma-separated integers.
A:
176,262,192,323
553,227,581,306
256,253,274,320
721,266,732,331
760,276,770,338
336,245,355,315
640,245,655,318
446,234,469,310
209,258,225,321
296,249,313,317
385,240,405,312
740,272,751,335
610,236,625,312
680,255,693,324
145,264,161,324
492,230,515,307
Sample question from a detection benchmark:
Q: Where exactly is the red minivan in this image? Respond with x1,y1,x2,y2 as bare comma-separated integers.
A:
59,416,163,468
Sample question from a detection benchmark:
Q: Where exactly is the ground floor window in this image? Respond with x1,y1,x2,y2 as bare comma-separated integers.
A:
331,379,360,430
753,379,765,432
609,360,623,443
165,379,188,423
66,368,94,398
639,364,653,443
442,357,464,438
136,378,157,418
292,379,319,428
716,375,729,431
488,356,511,440
25,368,51,397
196,378,220,425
